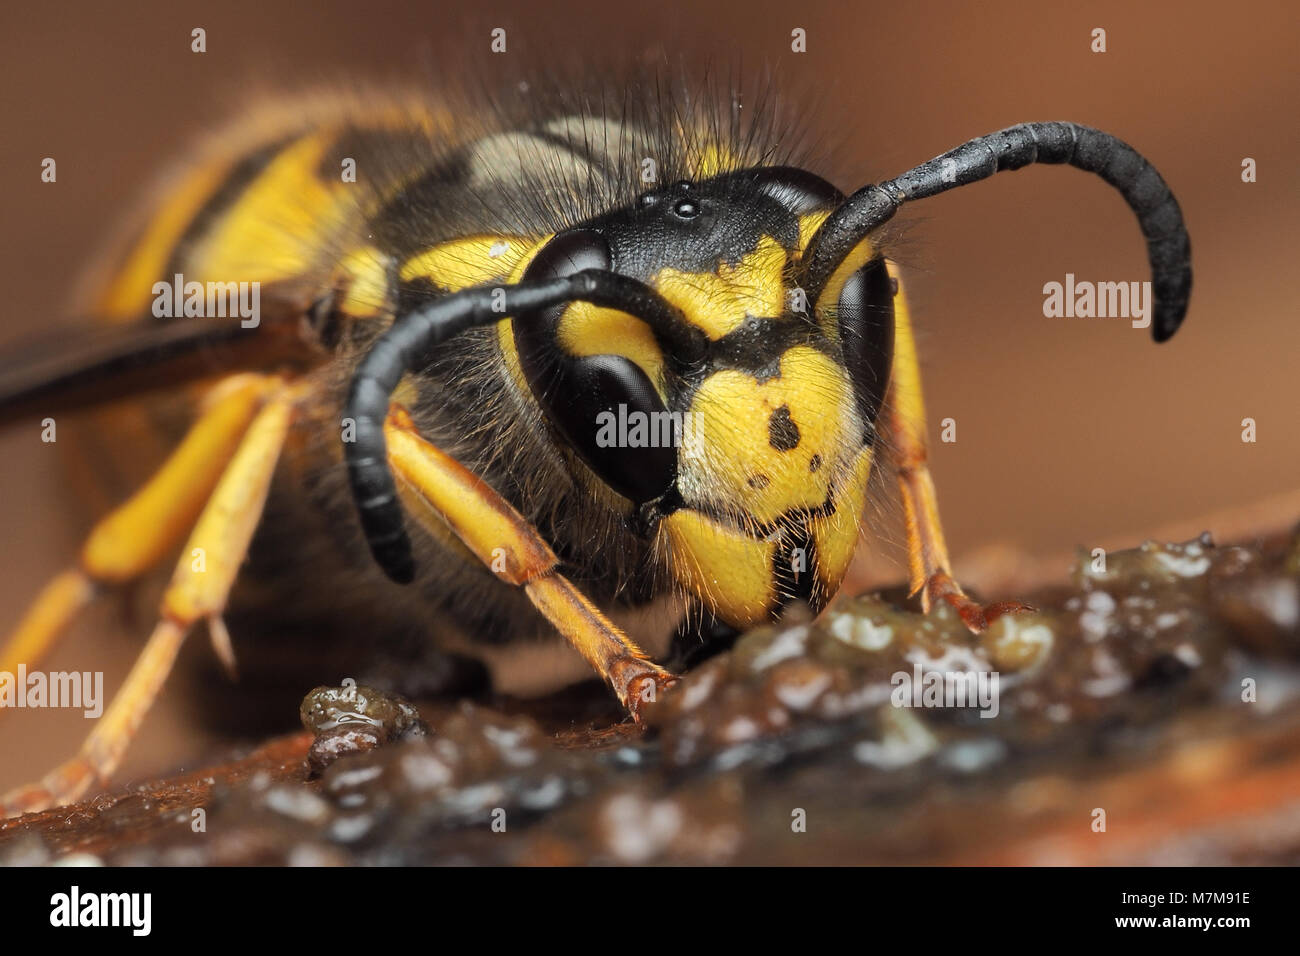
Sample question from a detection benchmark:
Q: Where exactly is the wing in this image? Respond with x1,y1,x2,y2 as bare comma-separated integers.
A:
0,286,322,424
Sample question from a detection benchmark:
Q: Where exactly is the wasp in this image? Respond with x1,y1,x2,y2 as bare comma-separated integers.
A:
0,79,1191,815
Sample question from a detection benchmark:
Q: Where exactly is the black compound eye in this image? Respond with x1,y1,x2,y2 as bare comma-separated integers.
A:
835,257,895,443
514,229,678,507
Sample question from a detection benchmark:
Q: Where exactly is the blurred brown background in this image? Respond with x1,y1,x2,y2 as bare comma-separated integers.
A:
0,0,1296,789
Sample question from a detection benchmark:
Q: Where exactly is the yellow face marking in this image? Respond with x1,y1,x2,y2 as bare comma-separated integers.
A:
810,445,873,596
815,235,877,332
495,238,552,395
336,246,393,318
661,508,777,627
795,210,832,261
399,235,533,292
556,303,665,390
684,346,854,526
654,236,788,339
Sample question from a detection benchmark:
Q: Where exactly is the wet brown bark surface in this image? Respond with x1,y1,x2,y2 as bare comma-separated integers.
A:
5,524,1299,866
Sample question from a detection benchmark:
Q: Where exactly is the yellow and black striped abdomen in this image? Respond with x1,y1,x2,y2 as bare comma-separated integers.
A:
92,97,470,325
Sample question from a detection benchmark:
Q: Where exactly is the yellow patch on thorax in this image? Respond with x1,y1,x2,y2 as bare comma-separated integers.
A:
653,235,788,339
399,235,535,292
186,133,352,285
400,234,548,399
335,246,393,318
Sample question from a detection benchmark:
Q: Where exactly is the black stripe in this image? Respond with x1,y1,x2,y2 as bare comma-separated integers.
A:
162,135,298,281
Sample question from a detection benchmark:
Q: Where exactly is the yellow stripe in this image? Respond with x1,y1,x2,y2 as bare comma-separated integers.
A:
97,158,236,319
187,133,350,284
811,445,873,596
557,303,665,390
399,235,533,292
795,210,832,260
337,246,393,318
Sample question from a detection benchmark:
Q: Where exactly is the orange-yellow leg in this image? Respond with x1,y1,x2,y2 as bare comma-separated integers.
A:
384,405,676,718
0,374,275,681
0,378,300,817
885,265,1033,631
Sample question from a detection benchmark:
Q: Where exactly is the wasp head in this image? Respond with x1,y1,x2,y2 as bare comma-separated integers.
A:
513,169,896,627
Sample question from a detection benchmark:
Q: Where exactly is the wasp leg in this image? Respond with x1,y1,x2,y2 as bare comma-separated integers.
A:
383,404,677,719
884,266,1034,632
0,378,300,817
0,374,276,684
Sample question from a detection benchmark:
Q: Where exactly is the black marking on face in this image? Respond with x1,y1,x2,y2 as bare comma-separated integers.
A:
768,404,801,451
680,493,838,543
695,316,827,384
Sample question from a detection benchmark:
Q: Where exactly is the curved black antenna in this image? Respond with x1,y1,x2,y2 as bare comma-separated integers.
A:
345,269,702,584
802,122,1192,342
